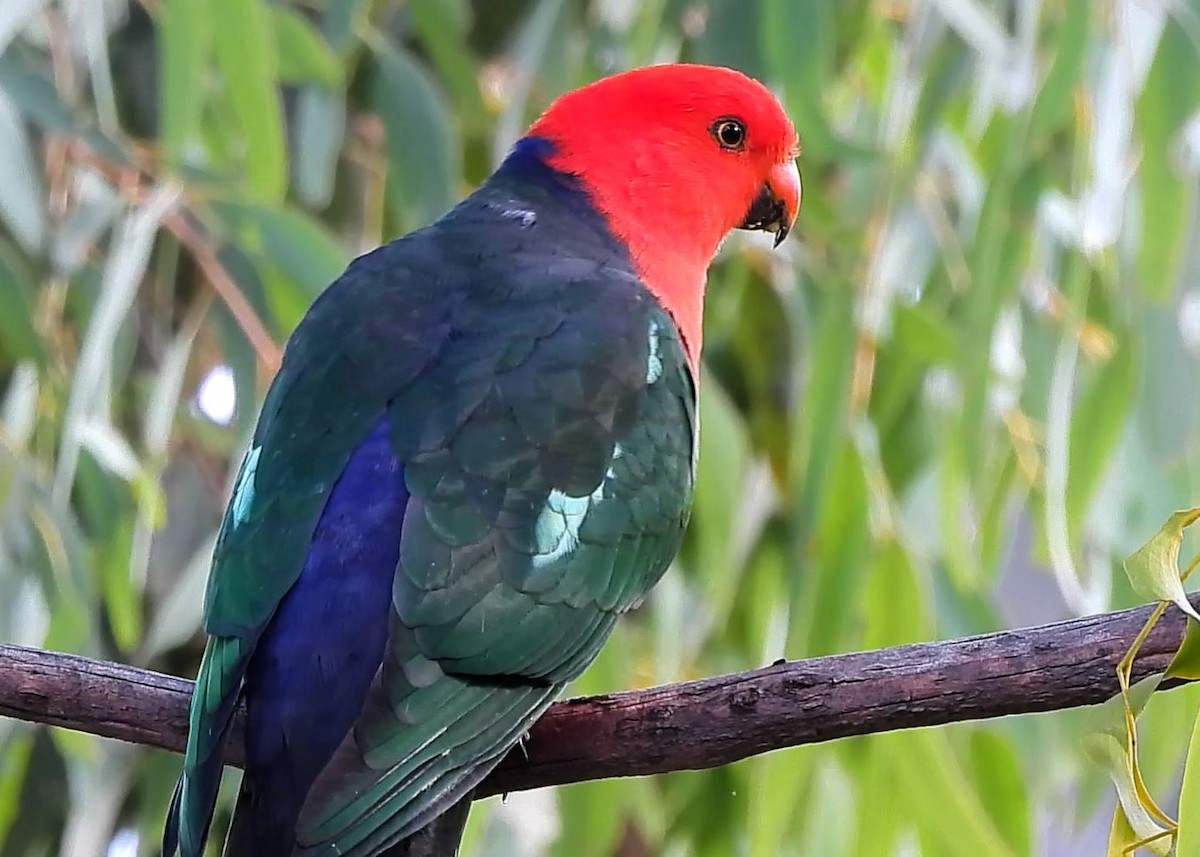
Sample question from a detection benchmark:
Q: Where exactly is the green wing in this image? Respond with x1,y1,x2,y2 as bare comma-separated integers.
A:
167,235,695,857
167,271,447,857
293,305,697,855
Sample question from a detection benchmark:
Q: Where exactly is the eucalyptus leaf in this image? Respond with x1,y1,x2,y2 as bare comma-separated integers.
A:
293,88,346,209
50,168,121,276
372,40,457,231
0,240,41,366
157,0,211,163
1084,732,1172,856
1175,707,1200,855
1136,18,1200,301
210,0,288,201
54,186,180,505
141,532,217,659
271,6,343,87
0,87,44,253
1168,621,1200,680
1123,508,1200,622
229,203,348,298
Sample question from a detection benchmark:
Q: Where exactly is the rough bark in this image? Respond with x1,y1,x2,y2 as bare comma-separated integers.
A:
0,596,1193,798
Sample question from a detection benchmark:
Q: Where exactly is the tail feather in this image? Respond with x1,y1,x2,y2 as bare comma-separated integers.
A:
219,782,289,857
219,784,258,857
162,751,226,857
378,794,473,857
295,679,560,855
164,635,253,856
220,783,473,857
161,779,183,857
220,776,307,857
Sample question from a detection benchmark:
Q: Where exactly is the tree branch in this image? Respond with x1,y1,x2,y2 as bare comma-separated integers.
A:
0,597,1194,798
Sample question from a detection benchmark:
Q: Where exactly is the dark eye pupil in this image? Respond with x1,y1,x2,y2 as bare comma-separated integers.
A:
717,120,744,148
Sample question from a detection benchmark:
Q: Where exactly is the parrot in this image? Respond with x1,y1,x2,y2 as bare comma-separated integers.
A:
162,62,800,857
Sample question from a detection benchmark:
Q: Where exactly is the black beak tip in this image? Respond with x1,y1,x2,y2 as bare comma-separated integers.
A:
738,183,792,248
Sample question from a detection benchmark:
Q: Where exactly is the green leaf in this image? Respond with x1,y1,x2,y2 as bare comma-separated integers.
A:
0,240,41,366
1175,706,1200,855
55,188,180,505
1067,338,1137,534
317,0,369,52
1025,0,1088,152
0,731,33,844
156,0,211,162
848,738,902,857
271,6,343,87
968,731,1030,855
372,40,457,231
695,0,765,82
0,88,45,253
407,0,487,129
220,203,347,335
746,750,812,857
1136,19,1200,301
861,536,928,649
292,88,346,209
142,533,216,658
100,519,141,652
210,0,288,201
1087,674,1165,741
1123,508,1200,622
0,44,78,134
790,287,855,549
1168,621,1200,680
233,204,347,297
684,372,749,621
792,758,854,856
793,443,869,656
760,0,839,158
889,731,1016,857
891,303,958,365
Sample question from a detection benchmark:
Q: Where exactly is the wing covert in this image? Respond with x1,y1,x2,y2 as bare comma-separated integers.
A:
296,294,697,855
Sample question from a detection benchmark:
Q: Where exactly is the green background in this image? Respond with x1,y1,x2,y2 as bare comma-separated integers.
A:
1,1,1199,854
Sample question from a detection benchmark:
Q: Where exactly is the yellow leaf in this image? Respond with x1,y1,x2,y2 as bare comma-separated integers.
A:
1123,507,1200,622
1084,733,1173,855
1106,803,1137,857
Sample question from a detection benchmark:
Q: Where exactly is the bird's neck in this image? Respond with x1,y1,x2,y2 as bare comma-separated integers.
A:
495,137,713,372
621,253,706,371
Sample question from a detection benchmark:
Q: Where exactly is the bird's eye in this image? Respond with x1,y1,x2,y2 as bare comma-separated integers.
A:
711,118,746,151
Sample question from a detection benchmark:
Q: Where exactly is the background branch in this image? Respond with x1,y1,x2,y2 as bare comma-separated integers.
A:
0,596,1194,798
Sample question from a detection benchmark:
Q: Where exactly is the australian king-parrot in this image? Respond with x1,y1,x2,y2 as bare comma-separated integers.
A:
163,62,800,856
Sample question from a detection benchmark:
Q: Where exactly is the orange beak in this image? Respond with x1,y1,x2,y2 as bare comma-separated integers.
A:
738,159,802,247
769,160,801,245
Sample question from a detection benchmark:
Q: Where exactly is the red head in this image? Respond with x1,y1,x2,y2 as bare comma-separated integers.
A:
527,64,800,368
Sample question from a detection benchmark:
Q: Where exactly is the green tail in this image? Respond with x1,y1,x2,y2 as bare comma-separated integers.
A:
163,635,253,857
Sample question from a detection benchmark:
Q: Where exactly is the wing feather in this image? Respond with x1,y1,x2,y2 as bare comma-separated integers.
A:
294,301,695,854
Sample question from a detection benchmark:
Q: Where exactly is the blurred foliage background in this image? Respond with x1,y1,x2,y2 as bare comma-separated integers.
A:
1,0,1200,855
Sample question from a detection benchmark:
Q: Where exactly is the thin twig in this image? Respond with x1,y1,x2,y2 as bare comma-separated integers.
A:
160,211,282,373
63,143,283,372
